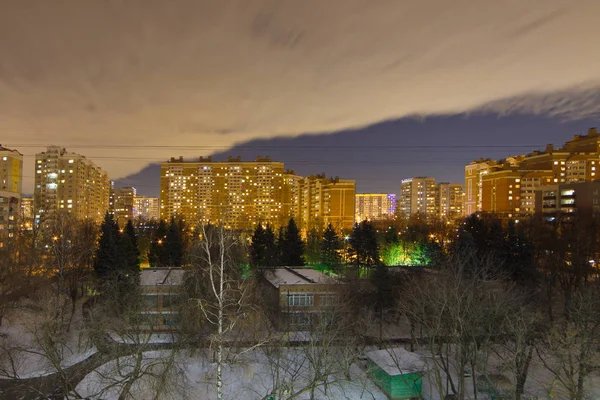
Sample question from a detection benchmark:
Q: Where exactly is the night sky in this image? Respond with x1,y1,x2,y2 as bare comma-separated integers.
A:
2,1,600,194
115,112,600,196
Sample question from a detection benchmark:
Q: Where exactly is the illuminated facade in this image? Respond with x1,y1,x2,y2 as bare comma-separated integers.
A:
437,183,463,220
160,157,355,232
0,145,23,249
399,177,437,219
34,146,110,225
20,196,34,226
464,159,500,216
111,186,136,226
535,181,600,218
355,193,396,222
134,196,160,221
297,175,356,233
160,156,293,230
468,128,600,219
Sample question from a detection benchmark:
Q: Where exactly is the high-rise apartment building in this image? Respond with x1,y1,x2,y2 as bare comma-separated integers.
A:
399,177,438,219
160,156,292,230
160,157,355,232
134,196,160,221
467,128,600,220
20,196,34,226
437,183,463,220
297,175,355,233
355,193,397,222
535,181,600,219
464,159,500,216
34,146,110,225
111,186,136,226
0,145,23,249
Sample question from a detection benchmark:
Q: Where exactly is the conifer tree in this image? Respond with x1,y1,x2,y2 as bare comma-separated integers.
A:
94,212,120,282
321,223,342,272
166,217,184,267
149,220,168,267
348,220,379,269
120,219,140,281
249,223,267,267
263,224,279,267
279,218,305,266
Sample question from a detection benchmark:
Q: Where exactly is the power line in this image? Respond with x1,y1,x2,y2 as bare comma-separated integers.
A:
7,143,547,149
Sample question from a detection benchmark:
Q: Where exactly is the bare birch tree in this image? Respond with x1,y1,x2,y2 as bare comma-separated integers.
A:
186,224,259,400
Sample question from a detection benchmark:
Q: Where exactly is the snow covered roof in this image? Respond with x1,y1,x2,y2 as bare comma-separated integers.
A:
140,268,184,286
366,347,425,376
263,267,332,288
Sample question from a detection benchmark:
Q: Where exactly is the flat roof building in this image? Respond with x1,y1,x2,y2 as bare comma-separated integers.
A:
262,267,342,330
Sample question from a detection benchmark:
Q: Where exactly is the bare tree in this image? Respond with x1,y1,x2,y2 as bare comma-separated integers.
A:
537,283,600,400
256,285,369,400
186,224,259,400
399,249,516,400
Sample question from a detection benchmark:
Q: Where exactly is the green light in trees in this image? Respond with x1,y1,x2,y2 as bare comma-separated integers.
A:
381,242,432,266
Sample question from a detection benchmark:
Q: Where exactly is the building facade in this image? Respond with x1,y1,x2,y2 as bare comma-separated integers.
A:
464,159,498,216
111,186,136,226
535,181,600,219
160,157,355,232
0,145,23,249
262,267,342,330
467,128,600,220
355,193,397,222
34,146,110,225
399,177,438,219
437,183,463,220
138,268,183,331
134,196,160,221
297,175,356,233
160,156,293,230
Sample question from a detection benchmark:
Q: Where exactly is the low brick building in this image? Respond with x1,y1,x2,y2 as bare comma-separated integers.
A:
261,267,343,330
138,267,184,331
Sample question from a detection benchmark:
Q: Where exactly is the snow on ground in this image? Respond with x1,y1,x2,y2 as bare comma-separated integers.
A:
108,331,179,344
0,303,97,379
76,348,389,400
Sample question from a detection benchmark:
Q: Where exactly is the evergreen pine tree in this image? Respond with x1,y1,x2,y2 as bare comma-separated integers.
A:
166,217,184,267
348,220,380,268
249,223,266,267
94,212,120,283
263,224,279,267
120,219,140,281
321,223,342,272
149,220,168,267
280,218,305,266
305,228,322,265
276,226,286,265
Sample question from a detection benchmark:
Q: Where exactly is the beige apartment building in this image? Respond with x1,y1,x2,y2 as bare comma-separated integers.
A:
464,159,499,216
355,193,397,222
399,177,438,219
437,183,463,220
160,156,294,230
111,186,136,226
0,145,23,249
467,128,600,220
160,157,356,232
135,196,160,221
34,146,110,225
297,174,355,233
